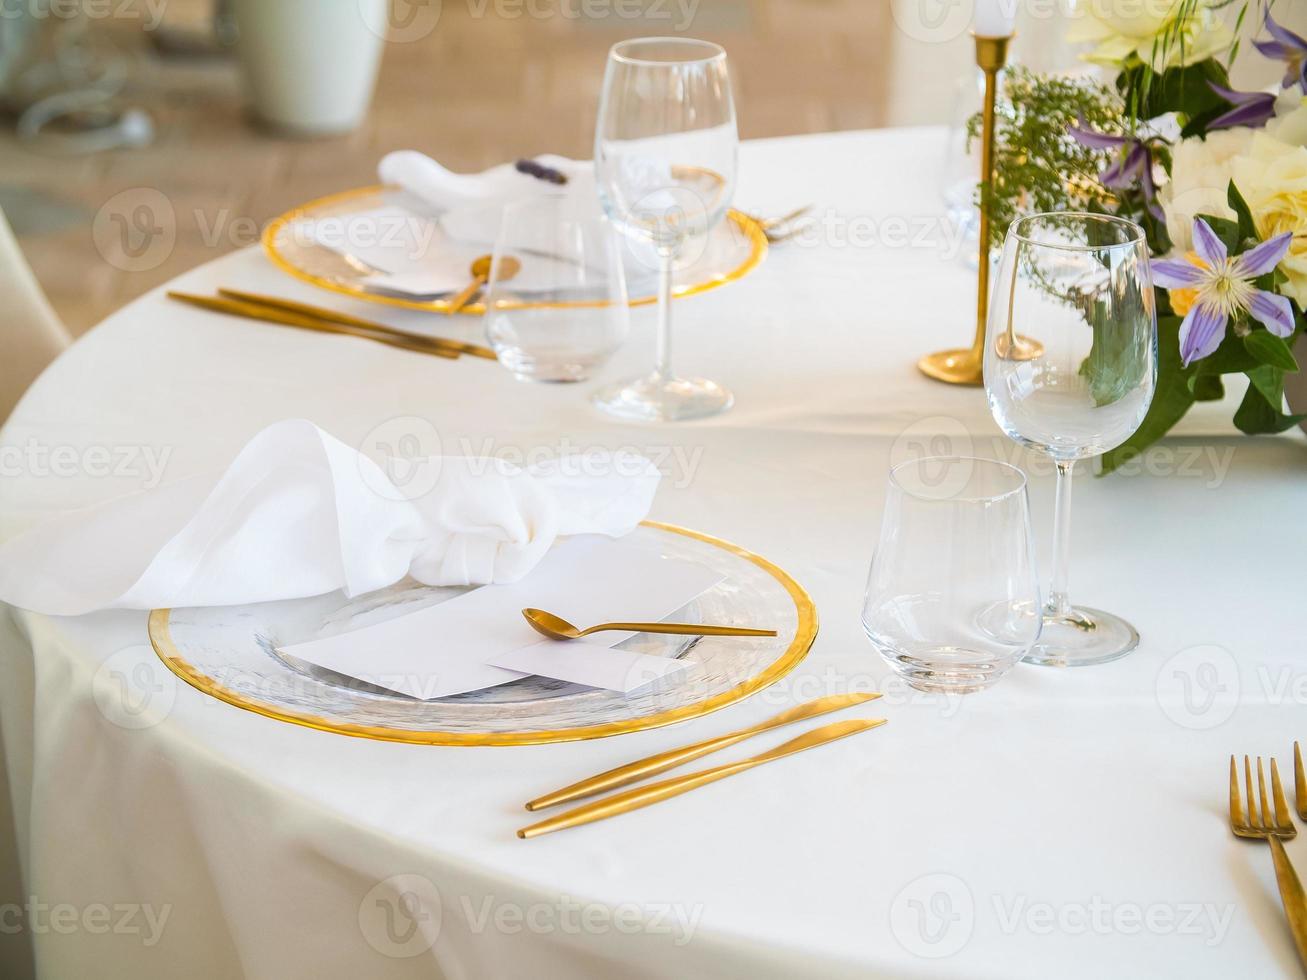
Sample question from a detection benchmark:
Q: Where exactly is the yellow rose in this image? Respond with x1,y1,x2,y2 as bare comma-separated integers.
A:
1232,133,1307,308
1066,0,1231,69
1165,253,1208,316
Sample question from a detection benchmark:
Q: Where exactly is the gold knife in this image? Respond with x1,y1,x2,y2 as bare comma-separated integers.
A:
517,717,887,839
169,292,460,359
217,288,498,360
525,692,883,811
1268,836,1307,971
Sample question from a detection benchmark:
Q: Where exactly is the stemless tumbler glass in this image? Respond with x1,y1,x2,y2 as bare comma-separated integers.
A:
484,195,630,383
591,36,738,421
984,212,1157,668
862,457,1042,694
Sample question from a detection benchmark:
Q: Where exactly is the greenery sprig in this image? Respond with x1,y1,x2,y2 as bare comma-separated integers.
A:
966,68,1124,254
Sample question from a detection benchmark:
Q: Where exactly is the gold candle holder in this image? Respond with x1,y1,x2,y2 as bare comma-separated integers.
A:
918,32,1012,387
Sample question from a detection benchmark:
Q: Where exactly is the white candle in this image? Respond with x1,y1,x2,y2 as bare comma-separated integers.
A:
973,0,1016,37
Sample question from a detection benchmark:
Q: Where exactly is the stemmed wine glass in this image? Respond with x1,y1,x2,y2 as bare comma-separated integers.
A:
591,37,738,422
984,212,1157,667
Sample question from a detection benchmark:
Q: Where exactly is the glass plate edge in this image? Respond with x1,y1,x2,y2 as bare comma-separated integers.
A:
146,520,819,746
259,185,768,316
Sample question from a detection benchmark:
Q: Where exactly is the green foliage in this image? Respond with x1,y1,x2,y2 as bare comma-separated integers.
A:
968,68,1122,254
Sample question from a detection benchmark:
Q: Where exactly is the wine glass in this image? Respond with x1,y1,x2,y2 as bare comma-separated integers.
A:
591,37,738,422
984,212,1157,667
862,456,1042,694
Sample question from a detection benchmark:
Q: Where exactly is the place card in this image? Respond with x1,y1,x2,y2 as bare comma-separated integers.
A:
278,535,723,700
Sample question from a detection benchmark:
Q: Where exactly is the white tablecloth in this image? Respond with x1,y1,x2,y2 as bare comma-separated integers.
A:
2,127,1306,980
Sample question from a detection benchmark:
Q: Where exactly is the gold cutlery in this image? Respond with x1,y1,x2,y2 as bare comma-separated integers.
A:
1228,755,1307,970
169,292,459,359
215,288,497,360
526,691,882,811
447,254,522,313
744,204,813,244
1297,742,1306,821
522,607,777,642
518,717,886,839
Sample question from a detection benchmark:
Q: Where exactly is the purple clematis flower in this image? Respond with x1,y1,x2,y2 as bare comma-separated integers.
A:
1068,120,1163,219
1254,9,1307,91
1207,81,1277,130
1152,217,1296,367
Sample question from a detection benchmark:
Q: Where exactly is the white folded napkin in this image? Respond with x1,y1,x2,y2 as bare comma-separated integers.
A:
0,419,660,617
378,151,595,214
376,151,660,279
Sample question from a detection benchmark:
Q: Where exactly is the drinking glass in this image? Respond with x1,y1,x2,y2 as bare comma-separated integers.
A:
591,36,738,421
984,212,1157,667
484,195,629,383
862,457,1041,694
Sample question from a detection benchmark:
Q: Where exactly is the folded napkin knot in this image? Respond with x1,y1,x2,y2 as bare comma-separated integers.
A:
0,420,660,616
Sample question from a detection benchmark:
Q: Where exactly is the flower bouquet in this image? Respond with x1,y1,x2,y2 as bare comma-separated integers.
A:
975,1,1307,471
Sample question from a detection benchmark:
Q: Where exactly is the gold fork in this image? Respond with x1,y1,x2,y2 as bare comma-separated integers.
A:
1229,755,1307,969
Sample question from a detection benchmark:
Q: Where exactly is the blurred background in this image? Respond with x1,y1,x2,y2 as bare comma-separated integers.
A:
0,0,1302,336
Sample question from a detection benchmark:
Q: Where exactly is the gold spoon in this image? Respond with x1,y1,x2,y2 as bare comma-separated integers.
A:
447,254,521,313
522,607,777,642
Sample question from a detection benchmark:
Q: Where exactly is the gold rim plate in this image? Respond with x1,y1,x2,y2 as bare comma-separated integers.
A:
148,521,818,746
261,185,768,316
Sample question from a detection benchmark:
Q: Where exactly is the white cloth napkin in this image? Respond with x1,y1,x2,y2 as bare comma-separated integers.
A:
376,151,659,281
0,419,660,617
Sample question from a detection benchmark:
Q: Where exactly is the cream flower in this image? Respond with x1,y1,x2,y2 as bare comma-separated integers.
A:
1066,0,1231,69
1266,93,1307,148
1231,133,1307,307
1158,128,1254,251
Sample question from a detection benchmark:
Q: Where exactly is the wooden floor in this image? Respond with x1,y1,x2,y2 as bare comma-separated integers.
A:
0,0,1275,334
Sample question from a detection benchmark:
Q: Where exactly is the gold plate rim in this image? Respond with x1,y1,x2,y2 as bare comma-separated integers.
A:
260,185,769,316
147,521,819,746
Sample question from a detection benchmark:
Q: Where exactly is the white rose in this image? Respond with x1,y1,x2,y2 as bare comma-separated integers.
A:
1266,93,1307,148
1159,128,1254,251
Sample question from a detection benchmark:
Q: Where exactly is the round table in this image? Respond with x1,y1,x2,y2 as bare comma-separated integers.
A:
3,128,1306,980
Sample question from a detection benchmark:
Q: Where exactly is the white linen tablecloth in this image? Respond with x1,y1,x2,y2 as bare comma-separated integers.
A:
2,127,1306,980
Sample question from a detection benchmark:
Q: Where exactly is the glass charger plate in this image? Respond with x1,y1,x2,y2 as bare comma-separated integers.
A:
147,522,817,745
261,185,768,316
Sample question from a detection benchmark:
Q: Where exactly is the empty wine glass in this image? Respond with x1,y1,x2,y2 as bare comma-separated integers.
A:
862,457,1041,694
591,36,738,422
984,212,1157,667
